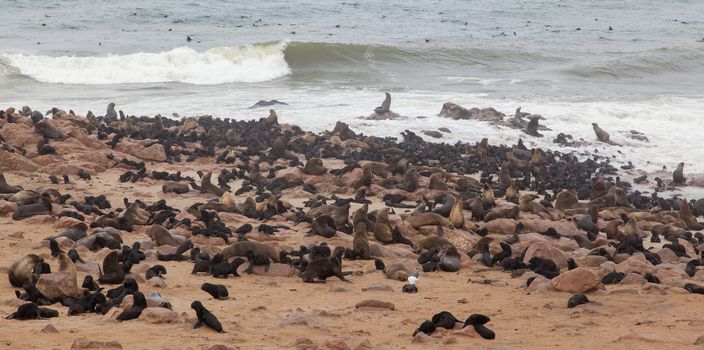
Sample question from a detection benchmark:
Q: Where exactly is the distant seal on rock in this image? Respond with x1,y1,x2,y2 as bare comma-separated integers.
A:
592,123,610,143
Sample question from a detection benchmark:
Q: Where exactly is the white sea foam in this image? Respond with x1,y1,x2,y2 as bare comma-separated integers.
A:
0,42,290,85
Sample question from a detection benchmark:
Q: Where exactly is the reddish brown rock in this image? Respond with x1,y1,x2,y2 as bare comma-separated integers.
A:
551,267,601,293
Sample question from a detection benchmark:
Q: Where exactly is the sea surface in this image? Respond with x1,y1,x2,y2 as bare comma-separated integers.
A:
1,0,704,179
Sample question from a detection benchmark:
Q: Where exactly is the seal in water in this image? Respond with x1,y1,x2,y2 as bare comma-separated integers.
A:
191,301,224,333
592,123,610,143
201,283,228,300
374,92,391,114
673,162,686,184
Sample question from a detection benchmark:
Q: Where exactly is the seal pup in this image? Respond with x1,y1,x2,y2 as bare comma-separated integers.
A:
592,123,610,143
116,291,147,321
146,265,167,280
244,250,271,274
352,222,371,259
567,293,590,308
464,314,495,339
5,303,58,320
201,283,228,300
191,301,224,333
300,246,350,283
673,162,686,184
8,254,44,287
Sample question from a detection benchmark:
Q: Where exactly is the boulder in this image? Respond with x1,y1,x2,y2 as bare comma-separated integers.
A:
138,307,179,324
36,272,78,300
551,267,601,293
523,241,569,269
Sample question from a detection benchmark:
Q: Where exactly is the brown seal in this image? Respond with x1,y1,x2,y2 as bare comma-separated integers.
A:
352,168,372,189
302,158,327,175
428,173,448,190
448,195,465,228
0,172,21,194
311,214,337,238
680,198,703,230
397,168,419,192
373,208,394,243
505,181,519,204
300,246,349,283
673,162,686,184
352,222,372,259
200,172,225,197
8,254,43,287
263,109,278,126
554,189,578,211
13,196,52,220
405,212,454,229
481,183,495,208
483,205,519,222
162,182,190,194
147,224,181,247
592,123,610,143
221,241,280,262
122,202,149,225
384,262,413,281
413,236,452,254
438,245,461,272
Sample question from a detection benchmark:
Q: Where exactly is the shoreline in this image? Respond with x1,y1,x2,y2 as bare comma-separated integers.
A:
0,104,703,349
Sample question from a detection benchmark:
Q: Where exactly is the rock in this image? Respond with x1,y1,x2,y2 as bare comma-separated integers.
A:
237,263,295,277
443,229,479,253
41,324,59,333
75,261,101,275
526,275,555,293
279,311,326,329
0,200,17,216
115,140,166,162
598,261,616,278
138,307,179,324
276,167,305,183
0,122,42,149
620,273,646,285
360,284,394,292
146,277,167,288
202,345,240,350
53,216,83,230
656,248,679,264
71,338,122,349
577,255,608,267
191,235,226,246
323,336,371,350
551,267,601,293
36,272,78,300
0,150,39,172
422,130,442,138
523,241,569,269
329,285,349,292
615,254,654,275
354,299,395,310
437,102,505,122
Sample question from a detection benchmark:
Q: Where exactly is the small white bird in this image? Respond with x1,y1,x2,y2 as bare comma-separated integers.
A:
407,270,420,285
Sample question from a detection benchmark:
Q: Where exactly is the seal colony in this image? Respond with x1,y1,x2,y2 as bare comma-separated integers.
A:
0,101,703,349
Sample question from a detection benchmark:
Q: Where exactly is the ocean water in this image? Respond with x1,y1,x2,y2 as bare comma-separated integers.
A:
1,0,704,179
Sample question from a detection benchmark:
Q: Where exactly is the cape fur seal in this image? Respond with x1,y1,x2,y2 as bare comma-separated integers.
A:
592,123,610,143
8,254,43,287
221,241,280,262
352,222,372,259
300,246,350,283
191,301,224,333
